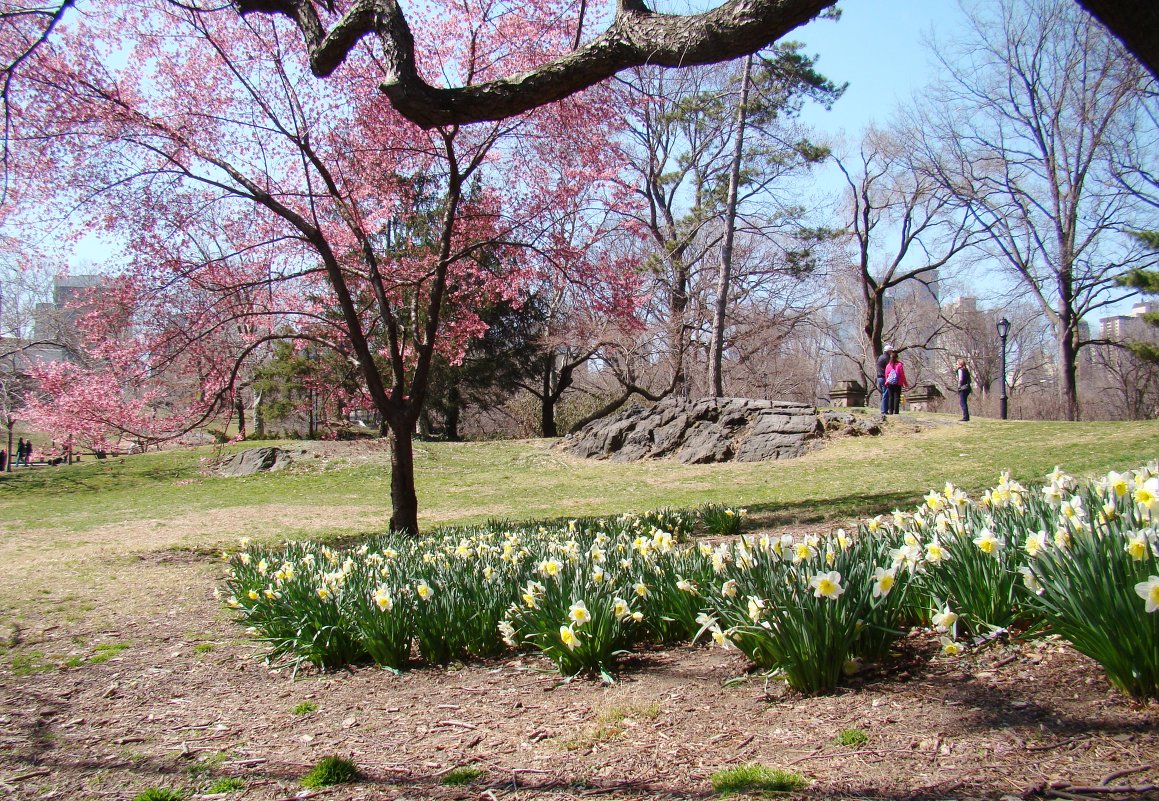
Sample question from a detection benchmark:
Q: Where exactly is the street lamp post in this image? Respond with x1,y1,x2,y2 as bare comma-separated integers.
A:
996,317,1010,420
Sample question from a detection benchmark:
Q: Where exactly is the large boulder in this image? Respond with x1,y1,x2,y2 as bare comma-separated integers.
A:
218,447,304,477
559,397,830,464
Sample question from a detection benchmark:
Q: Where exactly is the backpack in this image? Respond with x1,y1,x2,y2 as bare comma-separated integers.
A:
885,366,899,386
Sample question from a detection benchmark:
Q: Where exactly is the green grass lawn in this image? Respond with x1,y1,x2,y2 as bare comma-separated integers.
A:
1,414,1157,541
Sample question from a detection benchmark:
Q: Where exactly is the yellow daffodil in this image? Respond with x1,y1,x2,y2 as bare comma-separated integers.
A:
676,578,699,595
793,541,815,564
559,625,580,650
939,636,964,656
634,581,650,598
416,581,434,601
1126,536,1148,561
247,589,259,601
747,596,766,622
1135,478,1158,513
721,579,738,598
316,586,331,601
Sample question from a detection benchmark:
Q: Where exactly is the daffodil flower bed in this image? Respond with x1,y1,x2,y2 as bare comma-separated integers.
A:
222,464,1159,698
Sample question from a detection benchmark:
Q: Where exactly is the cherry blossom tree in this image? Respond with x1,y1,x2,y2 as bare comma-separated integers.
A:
9,0,640,533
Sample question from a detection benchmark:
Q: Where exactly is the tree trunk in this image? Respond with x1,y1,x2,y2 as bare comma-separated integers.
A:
709,54,751,398
254,390,265,439
445,385,462,442
1059,325,1080,421
388,417,420,535
541,354,558,437
234,394,246,439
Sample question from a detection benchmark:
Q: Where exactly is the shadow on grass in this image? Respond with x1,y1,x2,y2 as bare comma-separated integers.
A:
741,490,928,530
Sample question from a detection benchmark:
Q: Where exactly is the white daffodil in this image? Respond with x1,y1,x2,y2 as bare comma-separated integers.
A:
1018,566,1042,593
924,539,948,564
1135,575,1159,613
612,597,632,619
871,566,896,598
810,571,845,600
972,528,1004,557
374,586,393,612
1023,530,1047,558
568,600,591,626
931,605,958,633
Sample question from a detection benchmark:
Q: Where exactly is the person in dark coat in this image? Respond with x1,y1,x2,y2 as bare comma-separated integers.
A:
956,359,972,421
876,344,894,415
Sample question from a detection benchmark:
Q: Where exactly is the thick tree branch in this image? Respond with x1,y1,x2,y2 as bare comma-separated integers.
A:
234,0,837,128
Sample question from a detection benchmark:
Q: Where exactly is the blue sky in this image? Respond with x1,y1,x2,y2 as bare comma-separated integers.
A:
791,1,970,139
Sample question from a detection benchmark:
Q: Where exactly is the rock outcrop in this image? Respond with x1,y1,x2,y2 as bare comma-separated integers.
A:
218,446,306,477
560,397,832,464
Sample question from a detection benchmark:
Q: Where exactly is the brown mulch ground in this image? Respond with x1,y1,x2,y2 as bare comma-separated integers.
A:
2,540,1157,801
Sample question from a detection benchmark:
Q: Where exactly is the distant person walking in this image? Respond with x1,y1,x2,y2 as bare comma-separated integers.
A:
876,344,894,415
884,351,909,415
956,359,972,422
15,438,26,467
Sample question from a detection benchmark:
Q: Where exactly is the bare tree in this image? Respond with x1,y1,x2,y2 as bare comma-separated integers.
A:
926,0,1156,421
833,126,976,398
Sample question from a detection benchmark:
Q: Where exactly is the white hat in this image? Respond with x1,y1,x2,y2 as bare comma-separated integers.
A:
883,343,894,352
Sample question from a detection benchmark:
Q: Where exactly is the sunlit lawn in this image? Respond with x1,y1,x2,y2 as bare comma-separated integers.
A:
2,413,1157,542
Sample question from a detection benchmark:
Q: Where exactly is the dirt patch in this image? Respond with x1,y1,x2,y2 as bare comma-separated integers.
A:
2,534,1158,801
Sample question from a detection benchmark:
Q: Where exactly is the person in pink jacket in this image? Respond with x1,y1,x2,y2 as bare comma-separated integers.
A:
883,351,909,415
